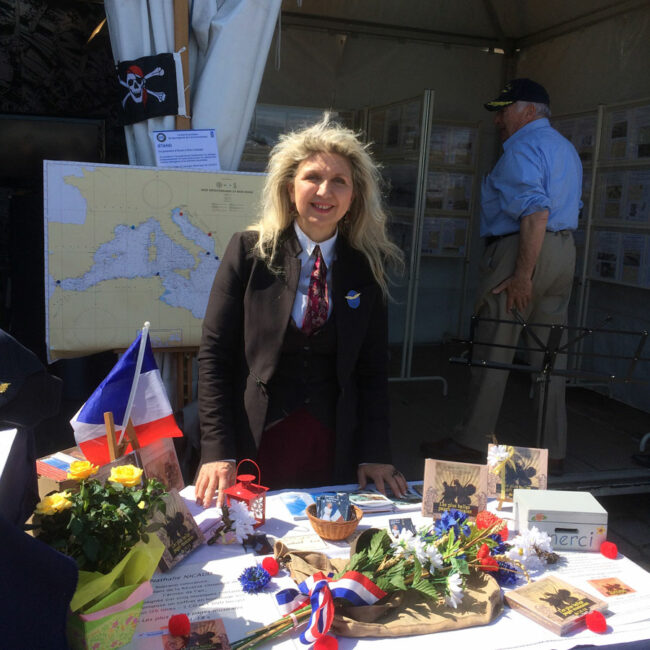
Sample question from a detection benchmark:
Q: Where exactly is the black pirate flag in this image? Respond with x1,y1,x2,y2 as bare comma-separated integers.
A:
117,53,179,125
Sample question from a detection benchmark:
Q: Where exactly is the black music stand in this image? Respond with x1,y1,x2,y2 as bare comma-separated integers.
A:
450,312,650,449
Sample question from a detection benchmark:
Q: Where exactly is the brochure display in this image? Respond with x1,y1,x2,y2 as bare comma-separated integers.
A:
366,91,481,378
238,103,356,172
553,99,650,328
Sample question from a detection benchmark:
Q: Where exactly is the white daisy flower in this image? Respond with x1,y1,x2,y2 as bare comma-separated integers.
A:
487,444,511,468
390,529,415,558
424,544,444,570
225,501,257,543
506,526,553,572
445,572,464,609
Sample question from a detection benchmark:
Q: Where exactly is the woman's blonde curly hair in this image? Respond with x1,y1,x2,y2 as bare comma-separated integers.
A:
249,114,403,297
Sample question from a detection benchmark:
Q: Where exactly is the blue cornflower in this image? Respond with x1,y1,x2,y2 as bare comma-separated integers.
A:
494,561,520,587
239,566,271,593
489,533,508,555
434,509,471,538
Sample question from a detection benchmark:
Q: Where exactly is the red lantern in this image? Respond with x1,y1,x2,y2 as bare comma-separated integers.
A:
223,459,268,529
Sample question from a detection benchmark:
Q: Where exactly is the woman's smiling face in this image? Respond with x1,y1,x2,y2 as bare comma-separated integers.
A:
288,151,354,242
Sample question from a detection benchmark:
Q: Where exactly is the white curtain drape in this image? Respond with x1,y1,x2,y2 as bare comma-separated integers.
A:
104,0,281,170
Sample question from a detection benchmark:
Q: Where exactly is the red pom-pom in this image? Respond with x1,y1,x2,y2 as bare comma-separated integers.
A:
585,611,607,634
262,557,280,576
168,614,191,637
600,541,618,559
476,543,490,560
314,634,338,650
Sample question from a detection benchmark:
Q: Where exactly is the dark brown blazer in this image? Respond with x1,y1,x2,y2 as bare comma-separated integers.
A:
197,227,392,482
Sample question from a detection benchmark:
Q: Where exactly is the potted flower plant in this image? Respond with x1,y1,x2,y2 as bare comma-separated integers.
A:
29,460,168,650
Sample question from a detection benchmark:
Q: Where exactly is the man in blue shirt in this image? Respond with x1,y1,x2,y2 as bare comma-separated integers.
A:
423,79,582,475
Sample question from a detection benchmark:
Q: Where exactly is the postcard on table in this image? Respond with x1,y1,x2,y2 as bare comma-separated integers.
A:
348,488,394,512
588,577,636,597
422,459,487,519
487,444,548,500
504,575,608,636
389,517,416,537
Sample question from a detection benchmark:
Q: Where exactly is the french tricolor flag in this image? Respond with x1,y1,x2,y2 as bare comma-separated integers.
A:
70,327,182,465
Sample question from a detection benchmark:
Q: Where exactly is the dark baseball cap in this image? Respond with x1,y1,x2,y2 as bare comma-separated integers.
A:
484,78,550,111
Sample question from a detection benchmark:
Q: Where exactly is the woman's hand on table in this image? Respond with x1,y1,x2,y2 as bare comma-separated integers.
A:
195,460,236,508
357,463,408,498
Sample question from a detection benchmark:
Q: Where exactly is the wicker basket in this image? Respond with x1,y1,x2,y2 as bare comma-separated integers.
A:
306,503,363,541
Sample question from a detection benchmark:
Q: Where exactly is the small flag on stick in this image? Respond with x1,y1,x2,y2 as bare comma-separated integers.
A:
70,325,182,465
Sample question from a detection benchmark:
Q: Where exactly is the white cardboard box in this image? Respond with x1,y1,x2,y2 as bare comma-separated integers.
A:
514,489,607,552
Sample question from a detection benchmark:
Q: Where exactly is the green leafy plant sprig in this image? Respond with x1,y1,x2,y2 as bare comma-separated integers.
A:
30,465,167,574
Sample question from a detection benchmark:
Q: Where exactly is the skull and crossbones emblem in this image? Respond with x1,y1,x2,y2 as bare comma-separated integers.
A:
119,64,166,107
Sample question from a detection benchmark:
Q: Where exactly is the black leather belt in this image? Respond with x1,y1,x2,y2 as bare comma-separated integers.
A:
485,232,517,246
485,229,572,247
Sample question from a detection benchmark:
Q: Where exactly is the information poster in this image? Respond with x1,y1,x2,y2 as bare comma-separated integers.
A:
606,110,630,160
401,100,421,152
421,217,467,257
428,125,477,167
428,126,447,165
621,233,646,285
597,172,625,221
152,129,220,171
632,106,650,159
592,230,622,281
596,170,650,224
240,105,354,172
624,171,650,223
604,105,650,160
426,172,473,212
384,105,402,151
553,115,597,163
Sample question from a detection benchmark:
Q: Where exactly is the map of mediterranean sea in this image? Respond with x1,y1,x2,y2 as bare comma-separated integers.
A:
44,160,265,361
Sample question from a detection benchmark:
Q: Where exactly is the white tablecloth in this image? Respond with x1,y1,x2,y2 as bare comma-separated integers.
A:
126,484,650,650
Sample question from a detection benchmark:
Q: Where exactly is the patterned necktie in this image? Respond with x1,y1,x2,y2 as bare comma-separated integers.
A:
302,245,329,336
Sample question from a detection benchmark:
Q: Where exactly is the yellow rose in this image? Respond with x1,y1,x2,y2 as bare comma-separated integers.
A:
35,491,73,516
67,460,99,481
108,464,143,487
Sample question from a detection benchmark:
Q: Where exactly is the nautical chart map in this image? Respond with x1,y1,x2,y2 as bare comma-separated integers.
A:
44,160,264,361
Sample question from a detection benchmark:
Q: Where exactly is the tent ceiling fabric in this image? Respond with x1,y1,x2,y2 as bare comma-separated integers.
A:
280,0,646,48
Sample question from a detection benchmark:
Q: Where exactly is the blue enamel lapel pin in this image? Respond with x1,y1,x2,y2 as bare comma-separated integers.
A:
345,290,361,309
